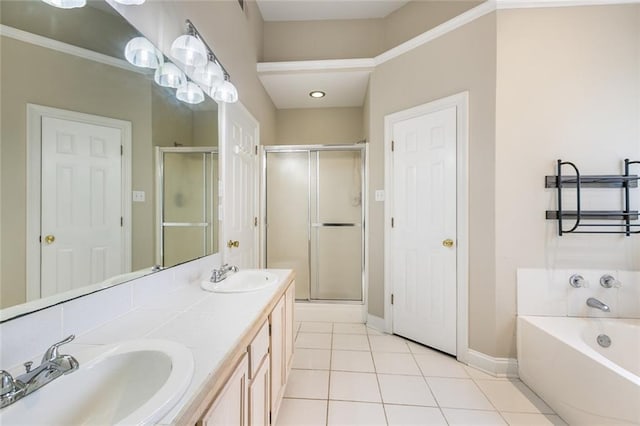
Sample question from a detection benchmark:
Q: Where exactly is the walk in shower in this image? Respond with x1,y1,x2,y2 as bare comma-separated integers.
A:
263,145,366,302
156,147,218,268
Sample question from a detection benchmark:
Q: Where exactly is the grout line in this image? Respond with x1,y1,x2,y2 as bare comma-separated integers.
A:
367,325,390,425
325,324,334,426
406,344,451,425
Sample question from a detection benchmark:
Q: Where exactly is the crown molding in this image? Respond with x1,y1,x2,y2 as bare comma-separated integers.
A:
257,58,375,74
496,0,639,9
0,24,147,75
374,1,497,66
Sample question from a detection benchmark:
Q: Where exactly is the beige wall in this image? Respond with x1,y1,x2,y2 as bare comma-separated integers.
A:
261,1,481,62
382,1,482,51
494,5,640,357
368,14,498,356
263,19,383,61
110,0,277,146
275,107,364,145
0,37,154,308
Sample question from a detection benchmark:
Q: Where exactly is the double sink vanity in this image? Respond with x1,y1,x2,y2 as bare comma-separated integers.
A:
0,265,295,425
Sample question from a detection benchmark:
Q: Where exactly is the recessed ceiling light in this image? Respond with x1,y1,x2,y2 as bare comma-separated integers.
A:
309,91,325,99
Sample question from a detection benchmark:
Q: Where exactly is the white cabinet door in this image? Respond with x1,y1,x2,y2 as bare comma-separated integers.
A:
285,282,295,373
269,295,285,420
201,354,249,426
249,356,270,426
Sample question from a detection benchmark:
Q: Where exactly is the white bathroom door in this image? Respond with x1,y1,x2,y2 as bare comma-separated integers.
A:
391,106,457,355
222,102,259,269
40,116,124,297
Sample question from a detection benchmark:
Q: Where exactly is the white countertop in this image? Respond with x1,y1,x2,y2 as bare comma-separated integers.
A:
54,268,293,424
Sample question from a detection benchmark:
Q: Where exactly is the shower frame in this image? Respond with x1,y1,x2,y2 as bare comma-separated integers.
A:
261,144,367,304
155,146,219,267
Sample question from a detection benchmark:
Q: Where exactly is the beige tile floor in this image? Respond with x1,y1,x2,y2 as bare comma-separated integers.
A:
276,322,567,426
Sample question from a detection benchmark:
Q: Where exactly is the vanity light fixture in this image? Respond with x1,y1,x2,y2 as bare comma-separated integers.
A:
154,62,186,89
192,57,224,91
309,91,326,98
171,31,208,68
212,76,239,104
113,0,145,4
124,36,163,69
41,0,86,8
172,20,238,103
176,81,205,105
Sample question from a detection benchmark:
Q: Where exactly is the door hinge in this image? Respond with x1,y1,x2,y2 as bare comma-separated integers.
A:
255,145,258,155
391,217,394,228
120,145,123,156
268,323,272,336
391,140,395,152
254,217,258,227
120,217,123,227
269,411,272,424
39,235,42,243
391,294,394,305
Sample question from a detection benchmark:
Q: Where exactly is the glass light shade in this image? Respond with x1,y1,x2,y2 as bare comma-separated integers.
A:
176,82,205,105
192,61,224,90
212,80,238,103
124,37,163,69
170,35,207,68
113,0,145,4
41,0,86,8
154,63,186,89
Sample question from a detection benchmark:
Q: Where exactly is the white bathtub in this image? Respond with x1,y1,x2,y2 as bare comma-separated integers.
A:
517,316,640,425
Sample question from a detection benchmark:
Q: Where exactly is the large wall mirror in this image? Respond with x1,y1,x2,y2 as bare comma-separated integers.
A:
0,0,220,317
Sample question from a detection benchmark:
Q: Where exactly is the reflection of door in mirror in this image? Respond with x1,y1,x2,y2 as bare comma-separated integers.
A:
156,148,219,268
26,105,132,302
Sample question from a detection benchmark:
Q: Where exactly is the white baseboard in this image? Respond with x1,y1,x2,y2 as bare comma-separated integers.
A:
366,314,388,332
295,302,365,323
466,349,519,378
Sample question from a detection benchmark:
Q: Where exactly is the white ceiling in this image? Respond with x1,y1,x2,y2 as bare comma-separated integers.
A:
256,0,410,22
258,60,374,109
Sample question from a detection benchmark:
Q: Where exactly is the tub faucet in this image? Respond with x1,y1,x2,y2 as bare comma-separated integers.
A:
210,264,239,283
586,297,610,312
0,335,79,409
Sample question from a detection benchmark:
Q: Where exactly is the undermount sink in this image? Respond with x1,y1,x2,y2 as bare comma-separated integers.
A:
0,339,194,425
201,270,280,293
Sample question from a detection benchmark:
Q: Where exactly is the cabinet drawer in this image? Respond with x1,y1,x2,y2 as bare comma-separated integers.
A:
248,321,269,379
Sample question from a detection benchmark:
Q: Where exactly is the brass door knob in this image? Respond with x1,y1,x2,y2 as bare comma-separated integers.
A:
442,238,454,248
227,240,240,248
44,235,56,245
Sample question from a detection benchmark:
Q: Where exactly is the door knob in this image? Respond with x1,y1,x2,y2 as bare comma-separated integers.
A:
442,238,454,248
44,235,56,245
227,240,240,248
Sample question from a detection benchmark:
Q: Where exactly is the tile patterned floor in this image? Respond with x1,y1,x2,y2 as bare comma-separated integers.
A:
276,322,567,426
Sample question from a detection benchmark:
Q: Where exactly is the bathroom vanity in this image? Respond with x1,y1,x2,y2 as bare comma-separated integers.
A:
178,275,295,425
0,262,295,425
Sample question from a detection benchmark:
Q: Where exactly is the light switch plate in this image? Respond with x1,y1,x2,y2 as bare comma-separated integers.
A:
375,190,385,202
132,191,145,202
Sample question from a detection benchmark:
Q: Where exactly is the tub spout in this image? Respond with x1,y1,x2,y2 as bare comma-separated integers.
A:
586,297,610,312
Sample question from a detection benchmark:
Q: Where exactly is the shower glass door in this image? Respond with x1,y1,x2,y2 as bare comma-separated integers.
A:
156,147,218,268
265,145,365,302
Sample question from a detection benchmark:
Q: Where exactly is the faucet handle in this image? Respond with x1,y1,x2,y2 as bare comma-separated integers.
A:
569,274,589,288
1,371,15,396
42,335,75,363
600,274,622,288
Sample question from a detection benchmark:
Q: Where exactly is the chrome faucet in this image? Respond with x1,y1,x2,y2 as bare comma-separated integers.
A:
0,335,79,409
586,297,610,312
210,264,239,283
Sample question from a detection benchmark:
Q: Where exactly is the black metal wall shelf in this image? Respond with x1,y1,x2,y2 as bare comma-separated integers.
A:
545,159,640,236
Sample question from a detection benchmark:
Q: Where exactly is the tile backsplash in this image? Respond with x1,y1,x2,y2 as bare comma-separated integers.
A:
0,254,220,370
517,268,640,318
